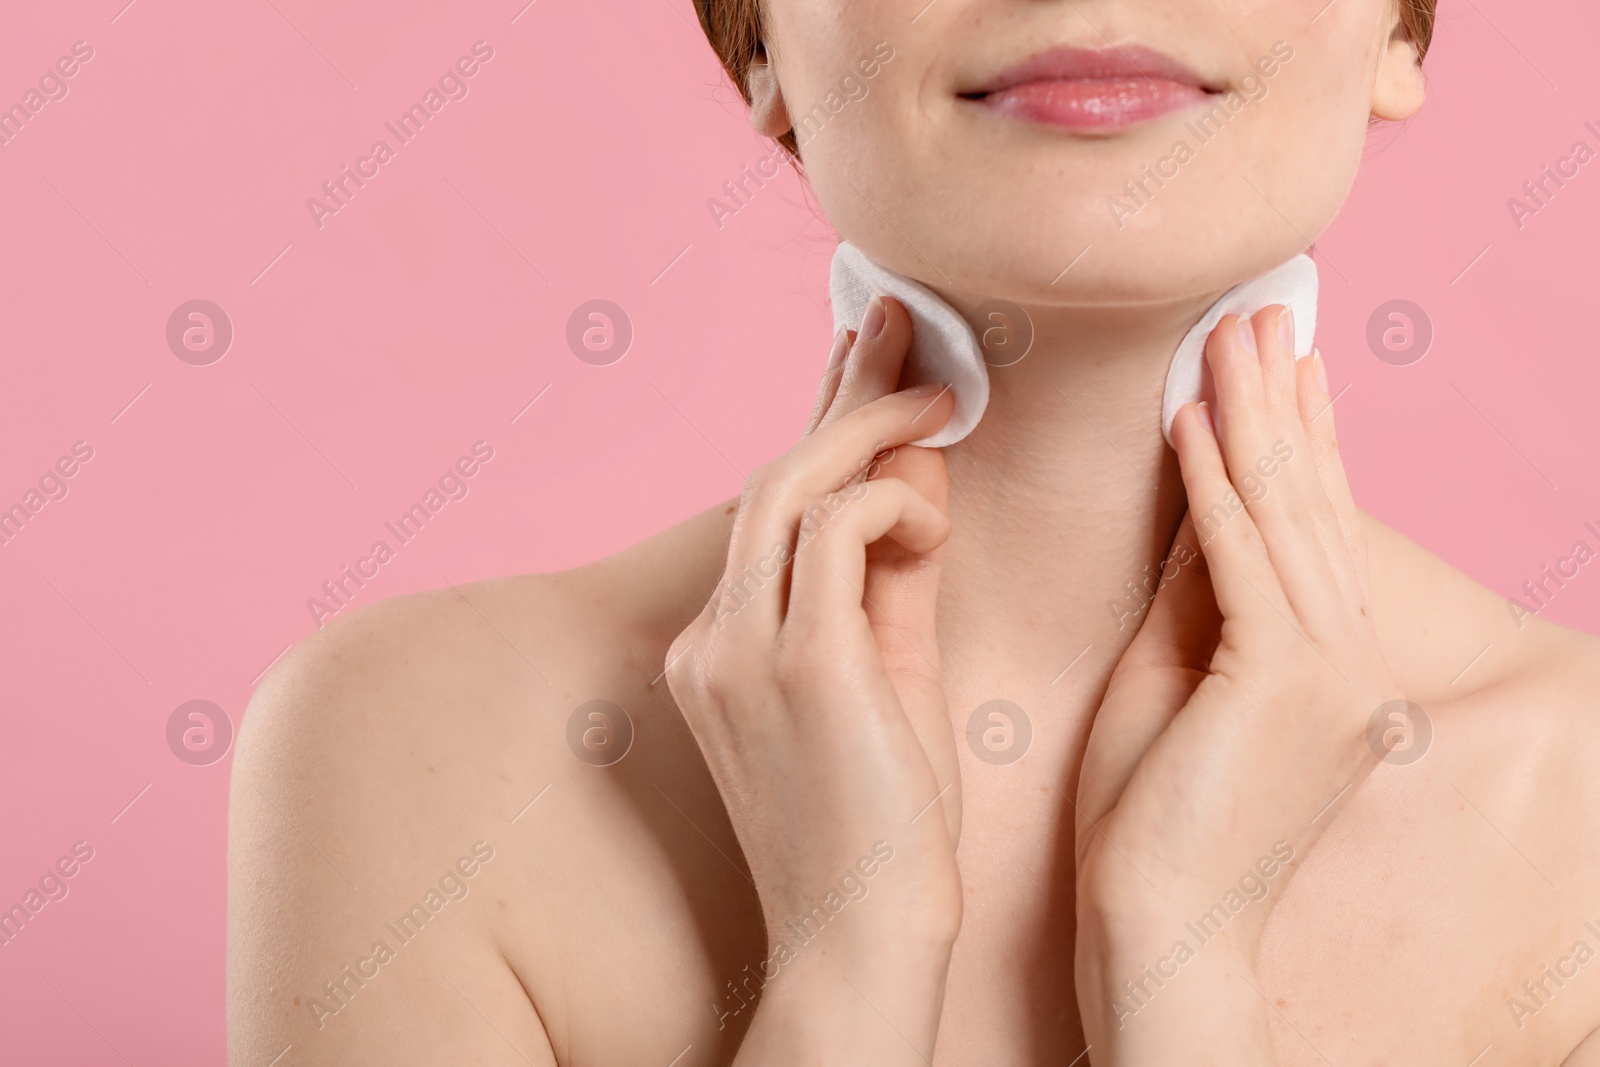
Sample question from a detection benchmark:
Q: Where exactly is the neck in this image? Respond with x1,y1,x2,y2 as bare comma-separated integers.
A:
931,293,1214,686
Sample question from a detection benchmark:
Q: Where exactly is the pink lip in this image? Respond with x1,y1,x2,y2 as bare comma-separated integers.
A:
967,45,1217,132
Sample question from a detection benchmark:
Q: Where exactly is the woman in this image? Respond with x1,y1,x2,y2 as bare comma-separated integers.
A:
227,0,1600,1062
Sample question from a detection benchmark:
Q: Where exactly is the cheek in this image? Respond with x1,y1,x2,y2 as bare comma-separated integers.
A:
1235,39,1378,219
766,0,912,104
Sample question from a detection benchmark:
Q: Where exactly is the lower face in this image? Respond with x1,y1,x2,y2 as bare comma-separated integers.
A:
761,0,1394,309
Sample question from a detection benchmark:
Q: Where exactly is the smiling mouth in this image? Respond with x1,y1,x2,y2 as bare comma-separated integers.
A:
961,44,1224,133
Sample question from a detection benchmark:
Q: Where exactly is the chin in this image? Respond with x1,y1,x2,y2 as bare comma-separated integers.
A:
827,185,1325,312
814,131,1350,311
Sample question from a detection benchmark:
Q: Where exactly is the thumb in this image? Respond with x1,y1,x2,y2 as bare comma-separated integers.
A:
860,443,948,682
1076,514,1221,835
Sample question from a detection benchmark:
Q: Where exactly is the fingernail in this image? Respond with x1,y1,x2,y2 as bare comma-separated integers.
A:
1314,349,1329,395
1235,315,1257,357
1197,401,1215,436
825,327,849,372
1277,306,1295,353
859,296,887,343
902,382,947,398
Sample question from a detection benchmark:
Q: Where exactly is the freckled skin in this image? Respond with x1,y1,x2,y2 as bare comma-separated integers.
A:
227,503,1600,1065
226,0,1600,1063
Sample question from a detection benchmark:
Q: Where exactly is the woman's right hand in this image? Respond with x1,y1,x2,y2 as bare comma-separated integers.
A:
664,295,962,1064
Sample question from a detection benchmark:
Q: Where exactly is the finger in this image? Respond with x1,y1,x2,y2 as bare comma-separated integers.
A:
1257,306,1307,445
1209,309,1349,627
1204,310,1315,583
1076,513,1220,831
720,385,955,631
1172,400,1280,623
861,445,949,682
816,295,916,431
783,476,951,637
1296,348,1370,604
1244,307,1365,628
803,328,853,436
1206,312,1271,458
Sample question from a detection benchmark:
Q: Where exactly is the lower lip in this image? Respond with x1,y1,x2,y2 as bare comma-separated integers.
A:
978,78,1210,132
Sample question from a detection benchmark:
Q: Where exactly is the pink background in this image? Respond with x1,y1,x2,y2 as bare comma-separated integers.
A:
0,0,1596,1061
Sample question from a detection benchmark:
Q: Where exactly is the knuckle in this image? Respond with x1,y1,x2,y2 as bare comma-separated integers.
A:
665,623,744,696
770,465,820,515
741,462,784,506
662,634,707,696
798,488,859,542
672,643,747,716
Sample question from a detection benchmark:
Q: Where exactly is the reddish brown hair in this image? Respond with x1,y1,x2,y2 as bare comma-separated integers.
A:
1397,0,1437,63
695,0,1436,155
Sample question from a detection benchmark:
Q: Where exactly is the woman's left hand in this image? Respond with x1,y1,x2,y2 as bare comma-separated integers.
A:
1072,304,1402,1062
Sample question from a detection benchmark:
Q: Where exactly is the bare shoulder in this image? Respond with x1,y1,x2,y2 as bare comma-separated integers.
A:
1360,510,1600,702
1362,510,1600,812
226,501,741,1065
1253,516,1600,1061
1342,513,1600,1057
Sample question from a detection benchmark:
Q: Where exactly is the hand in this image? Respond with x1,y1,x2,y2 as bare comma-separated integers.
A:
665,296,962,1063
1072,305,1401,1061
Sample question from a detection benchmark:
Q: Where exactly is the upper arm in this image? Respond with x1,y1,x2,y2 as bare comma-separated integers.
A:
225,592,559,1066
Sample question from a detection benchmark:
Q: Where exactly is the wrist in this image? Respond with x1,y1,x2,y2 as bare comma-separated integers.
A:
732,938,954,1066
771,924,957,994
1076,888,1286,1064
761,865,962,973
1075,929,1274,1063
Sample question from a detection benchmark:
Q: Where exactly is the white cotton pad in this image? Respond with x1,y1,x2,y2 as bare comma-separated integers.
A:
829,242,989,449
1159,254,1319,443
828,241,1318,448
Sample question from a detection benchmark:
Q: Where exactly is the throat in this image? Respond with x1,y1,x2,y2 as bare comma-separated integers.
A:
927,341,1190,1058
932,307,1193,695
